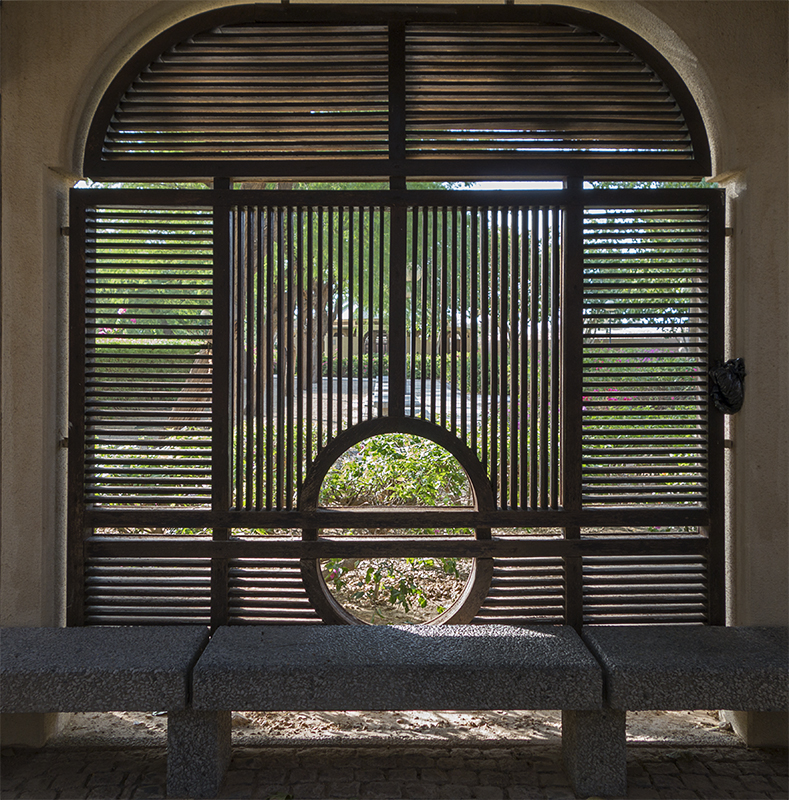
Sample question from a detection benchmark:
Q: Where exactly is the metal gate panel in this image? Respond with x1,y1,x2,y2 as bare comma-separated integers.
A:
230,204,391,511
81,205,214,508
69,186,724,627
581,205,712,507
406,204,561,510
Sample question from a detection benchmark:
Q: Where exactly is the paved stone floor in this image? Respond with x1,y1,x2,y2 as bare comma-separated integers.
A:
2,739,787,800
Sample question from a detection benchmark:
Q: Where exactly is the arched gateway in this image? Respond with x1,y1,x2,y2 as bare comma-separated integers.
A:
68,4,724,629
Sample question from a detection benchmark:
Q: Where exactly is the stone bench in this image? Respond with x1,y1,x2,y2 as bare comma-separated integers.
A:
185,624,605,798
576,625,789,796
0,626,215,797
3,624,785,799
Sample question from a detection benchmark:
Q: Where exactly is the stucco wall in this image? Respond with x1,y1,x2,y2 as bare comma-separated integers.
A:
2,0,787,746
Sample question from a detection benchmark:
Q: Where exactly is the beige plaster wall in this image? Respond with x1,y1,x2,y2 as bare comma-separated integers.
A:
2,0,787,746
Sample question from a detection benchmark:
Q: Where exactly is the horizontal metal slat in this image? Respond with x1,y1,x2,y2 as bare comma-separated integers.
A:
228,558,321,622
105,24,389,163
84,556,212,625
474,557,565,624
582,553,708,624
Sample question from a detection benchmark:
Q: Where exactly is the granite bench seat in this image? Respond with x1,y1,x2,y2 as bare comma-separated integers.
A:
0,626,213,797
574,625,789,796
185,624,605,798
4,624,784,799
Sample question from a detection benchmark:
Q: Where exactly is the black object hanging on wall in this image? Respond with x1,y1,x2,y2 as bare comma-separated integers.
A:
710,358,746,414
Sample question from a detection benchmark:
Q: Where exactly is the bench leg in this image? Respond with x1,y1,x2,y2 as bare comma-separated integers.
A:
562,709,627,798
166,709,231,798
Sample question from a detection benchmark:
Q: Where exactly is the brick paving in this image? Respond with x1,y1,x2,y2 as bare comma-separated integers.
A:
2,740,787,800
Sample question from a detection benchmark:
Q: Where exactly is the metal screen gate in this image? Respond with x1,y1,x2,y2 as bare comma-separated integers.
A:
68,185,724,627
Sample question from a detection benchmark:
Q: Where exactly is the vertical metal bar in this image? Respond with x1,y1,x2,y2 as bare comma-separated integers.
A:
276,207,285,508
231,208,242,509
460,205,469,441
490,208,500,502
562,189,586,630
357,206,365,423
440,207,449,429
379,206,386,417
327,209,335,441
237,206,244,509
470,209,478,456
337,209,345,429
520,208,530,508
67,193,88,625
706,193,726,625
564,533,584,631
246,207,255,510
389,200,407,416
306,207,314,467
450,207,459,435
212,181,231,629
530,207,540,507
510,207,520,509
500,207,510,509
540,207,551,509
562,197,585,513
388,22,406,184
316,207,324,448
550,207,561,509
256,207,265,510
367,205,375,418
408,206,418,416
286,207,295,509
419,208,430,417
296,206,305,499
348,207,356,425
480,208,489,470
430,207,439,421
265,207,274,510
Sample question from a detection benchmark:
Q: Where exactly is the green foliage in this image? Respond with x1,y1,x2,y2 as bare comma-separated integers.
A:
319,433,471,508
322,556,467,623
324,558,427,615
587,179,718,189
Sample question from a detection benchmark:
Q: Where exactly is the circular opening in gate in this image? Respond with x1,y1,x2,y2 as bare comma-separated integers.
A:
306,432,490,625
320,541,475,625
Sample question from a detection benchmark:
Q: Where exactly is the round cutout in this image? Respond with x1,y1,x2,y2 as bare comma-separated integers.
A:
301,429,492,625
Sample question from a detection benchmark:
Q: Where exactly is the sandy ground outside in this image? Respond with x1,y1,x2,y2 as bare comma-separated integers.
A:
51,708,739,750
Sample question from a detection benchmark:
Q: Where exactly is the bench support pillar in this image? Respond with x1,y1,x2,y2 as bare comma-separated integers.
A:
167,709,231,798
562,709,626,798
